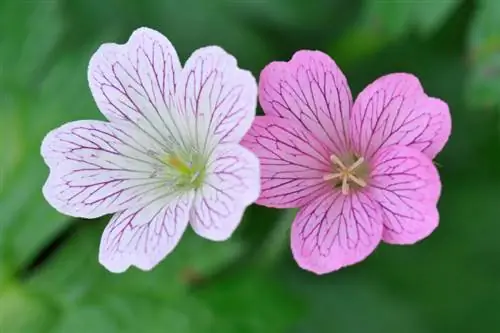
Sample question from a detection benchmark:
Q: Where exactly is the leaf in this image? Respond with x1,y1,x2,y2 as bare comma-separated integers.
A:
0,48,108,271
27,222,244,301
0,282,59,333
358,0,460,40
0,220,302,333
59,0,277,74
0,0,61,86
0,0,124,273
467,0,500,108
287,273,428,333
194,269,304,333
413,0,462,36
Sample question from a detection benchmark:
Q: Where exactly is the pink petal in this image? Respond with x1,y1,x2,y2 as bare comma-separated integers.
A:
88,27,186,150
176,45,257,152
350,73,451,160
259,50,353,156
41,120,167,219
291,191,383,275
369,145,441,245
190,144,260,241
99,192,193,273
241,116,331,208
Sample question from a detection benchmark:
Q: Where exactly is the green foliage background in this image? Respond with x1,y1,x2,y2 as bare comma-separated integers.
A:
1,0,500,332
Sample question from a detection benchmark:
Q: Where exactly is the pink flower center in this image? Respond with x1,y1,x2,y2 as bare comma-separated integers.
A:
323,154,369,195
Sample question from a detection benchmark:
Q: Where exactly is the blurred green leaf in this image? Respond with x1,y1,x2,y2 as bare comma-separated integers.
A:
467,0,500,108
59,0,277,74
0,282,59,333
356,0,460,42
331,0,461,68
360,0,414,39
27,222,244,301
0,0,120,274
287,273,428,333
0,221,303,332
413,0,462,36
195,269,303,333
2,221,242,331
0,1,61,86
0,49,107,272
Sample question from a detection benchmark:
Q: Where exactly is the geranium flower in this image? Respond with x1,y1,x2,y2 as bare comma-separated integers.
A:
41,27,260,273
242,50,451,274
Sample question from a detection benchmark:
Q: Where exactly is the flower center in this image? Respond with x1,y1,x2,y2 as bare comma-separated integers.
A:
150,150,206,189
323,153,369,195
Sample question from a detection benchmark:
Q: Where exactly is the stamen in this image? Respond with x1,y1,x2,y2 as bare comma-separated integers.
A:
348,157,365,172
324,154,368,195
323,172,343,181
330,154,346,169
349,174,367,188
341,177,349,195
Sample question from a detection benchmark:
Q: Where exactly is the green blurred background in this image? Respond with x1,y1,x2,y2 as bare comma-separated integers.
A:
1,0,500,332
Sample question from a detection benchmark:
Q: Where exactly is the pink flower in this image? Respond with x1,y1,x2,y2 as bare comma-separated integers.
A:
41,27,260,273
242,50,451,274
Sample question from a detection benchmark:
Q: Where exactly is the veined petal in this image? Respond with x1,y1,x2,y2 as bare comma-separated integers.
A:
190,144,260,241
88,27,187,151
176,46,257,153
241,116,331,208
99,192,193,273
41,120,167,219
369,146,441,245
291,190,383,275
259,50,353,156
350,73,451,160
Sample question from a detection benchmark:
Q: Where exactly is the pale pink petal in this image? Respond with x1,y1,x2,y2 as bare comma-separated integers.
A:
176,46,257,153
241,116,331,208
41,120,168,219
350,73,451,159
99,192,193,273
291,191,383,275
88,27,186,151
369,145,441,245
259,50,353,156
190,144,260,241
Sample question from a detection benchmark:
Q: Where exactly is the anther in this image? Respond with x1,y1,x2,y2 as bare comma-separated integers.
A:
324,154,367,195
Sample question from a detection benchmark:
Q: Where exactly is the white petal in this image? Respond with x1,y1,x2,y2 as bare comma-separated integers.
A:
88,27,187,151
41,120,167,219
99,192,193,273
176,46,257,153
190,144,260,241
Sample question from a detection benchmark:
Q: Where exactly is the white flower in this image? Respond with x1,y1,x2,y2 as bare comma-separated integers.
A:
41,27,260,273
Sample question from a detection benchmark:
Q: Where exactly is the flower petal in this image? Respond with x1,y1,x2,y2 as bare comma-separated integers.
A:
88,27,186,150
350,73,451,159
241,116,331,208
369,145,441,245
41,120,168,219
259,50,353,155
176,45,257,152
291,191,383,275
99,192,193,273
190,144,260,241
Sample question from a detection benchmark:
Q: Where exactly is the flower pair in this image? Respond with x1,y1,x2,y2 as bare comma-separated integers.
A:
41,27,451,274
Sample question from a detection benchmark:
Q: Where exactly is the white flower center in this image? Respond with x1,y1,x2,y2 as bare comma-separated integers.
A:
149,149,206,189
323,154,368,195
